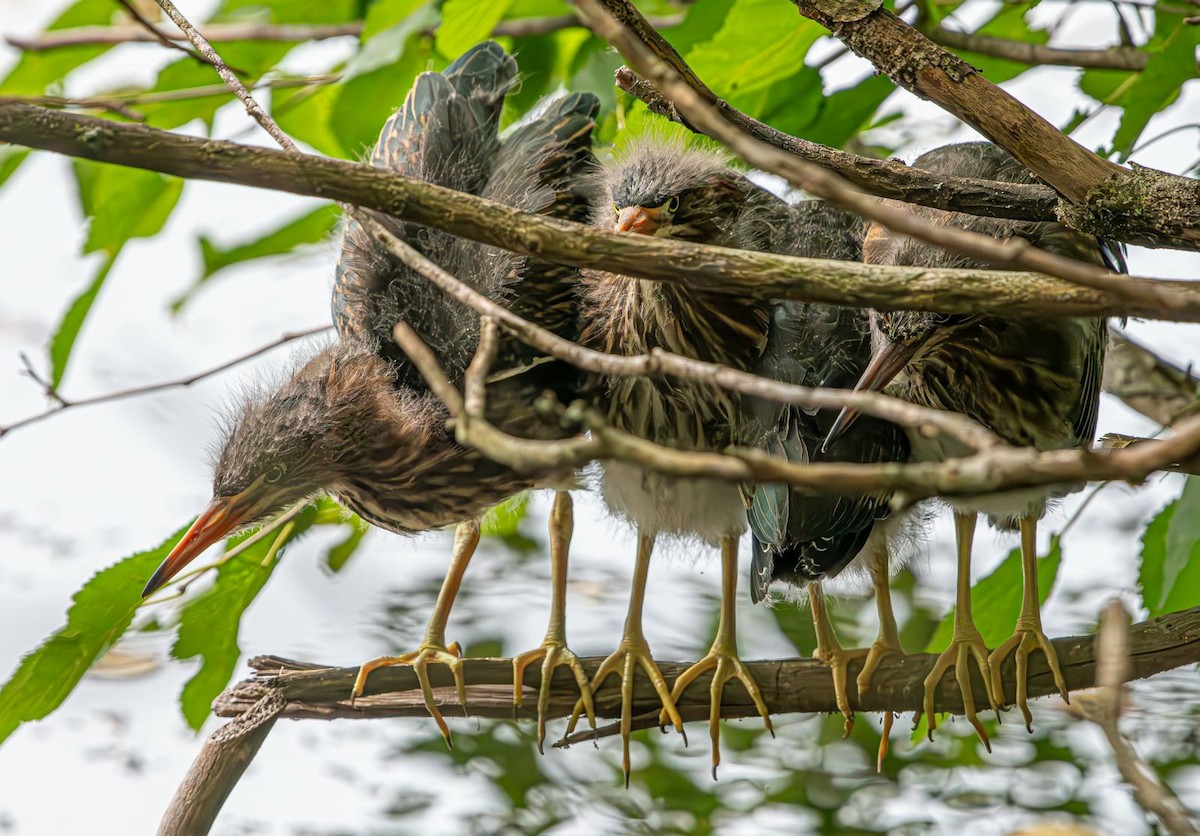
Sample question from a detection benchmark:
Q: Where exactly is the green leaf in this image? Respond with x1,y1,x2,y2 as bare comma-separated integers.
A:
686,0,823,97
172,505,321,729
0,0,118,95
958,6,1050,85
1140,477,1200,617
924,535,1063,652
273,80,352,158
324,520,368,574
334,28,437,156
801,74,894,149
436,0,516,59
1111,21,1198,159
0,147,30,189
481,493,531,539
171,205,340,312
73,160,184,255
363,0,430,38
0,523,189,746
47,252,116,389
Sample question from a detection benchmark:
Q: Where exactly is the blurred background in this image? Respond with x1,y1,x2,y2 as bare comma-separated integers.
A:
1,0,1199,832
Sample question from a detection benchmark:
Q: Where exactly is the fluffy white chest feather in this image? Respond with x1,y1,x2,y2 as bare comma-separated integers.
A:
598,460,747,544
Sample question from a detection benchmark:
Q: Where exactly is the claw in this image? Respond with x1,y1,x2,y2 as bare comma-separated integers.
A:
989,623,1070,732
513,640,596,754
815,643,868,736
855,638,904,696
922,626,996,751
352,642,467,748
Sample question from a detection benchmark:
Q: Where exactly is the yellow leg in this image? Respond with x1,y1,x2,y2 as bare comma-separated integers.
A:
987,516,1070,731
566,530,684,787
923,513,998,750
662,535,774,779
811,579,865,735
512,492,596,753
856,546,905,696
351,519,478,748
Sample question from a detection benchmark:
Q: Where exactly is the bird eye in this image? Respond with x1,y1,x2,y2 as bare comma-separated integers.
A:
264,465,285,484
612,203,619,216
665,196,680,213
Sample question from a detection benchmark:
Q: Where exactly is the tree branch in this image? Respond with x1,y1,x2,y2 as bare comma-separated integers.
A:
6,102,1198,322
210,604,1200,729
0,326,329,440
788,0,1200,250
1105,331,1200,426
925,25,1171,72
613,67,1061,222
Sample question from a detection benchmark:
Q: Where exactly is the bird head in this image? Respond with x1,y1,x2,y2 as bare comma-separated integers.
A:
142,343,390,596
603,137,747,243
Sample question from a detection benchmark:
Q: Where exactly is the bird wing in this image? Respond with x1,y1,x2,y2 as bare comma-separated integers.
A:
332,42,516,382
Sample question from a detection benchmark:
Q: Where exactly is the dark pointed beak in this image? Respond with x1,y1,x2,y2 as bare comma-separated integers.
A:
615,206,660,235
822,339,923,452
143,496,246,597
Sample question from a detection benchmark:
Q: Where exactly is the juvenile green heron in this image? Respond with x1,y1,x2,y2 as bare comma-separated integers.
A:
143,43,602,749
575,138,803,778
825,142,1126,734
746,202,917,739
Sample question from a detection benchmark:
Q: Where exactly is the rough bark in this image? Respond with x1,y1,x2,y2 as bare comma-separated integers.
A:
4,101,1199,321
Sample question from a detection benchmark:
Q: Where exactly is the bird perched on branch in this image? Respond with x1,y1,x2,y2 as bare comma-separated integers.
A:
824,141,1126,738
575,136,806,779
142,42,603,750
745,201,918,744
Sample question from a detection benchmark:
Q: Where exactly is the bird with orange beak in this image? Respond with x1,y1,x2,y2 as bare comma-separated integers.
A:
575,136,806,779
143,42,603,750
823,142,1125,737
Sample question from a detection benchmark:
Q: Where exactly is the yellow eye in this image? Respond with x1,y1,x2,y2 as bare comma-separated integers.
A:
665,196,680,213
613,203,619,215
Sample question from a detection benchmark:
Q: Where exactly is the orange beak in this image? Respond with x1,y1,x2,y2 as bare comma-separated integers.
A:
822,339,924,452
143,497,245,597
615,206,661,235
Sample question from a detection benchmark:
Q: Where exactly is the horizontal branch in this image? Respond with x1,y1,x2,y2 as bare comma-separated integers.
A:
926,25,1164,72
5,102,1199,322
211,603,1200,727
790,0,1200,250
614,67,1060,222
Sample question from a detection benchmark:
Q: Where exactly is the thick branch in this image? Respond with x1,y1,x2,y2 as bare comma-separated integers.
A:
789,0,1200,250
5,102,1199,322
614,67,1060,222
1106,331,1200,426
211,604,1200,726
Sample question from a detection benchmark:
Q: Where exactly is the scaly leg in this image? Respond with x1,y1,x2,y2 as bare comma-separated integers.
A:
512,492,596,753
856,545,905,695
855,546,904,772
352,519,478,748
664,535,773,778
566,531,684,787
811,579,865,735
987,516,1070,731
923,513,998,750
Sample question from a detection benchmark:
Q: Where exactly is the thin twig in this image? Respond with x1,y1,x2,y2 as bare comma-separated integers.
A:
114,0,215,67
0,326,329,440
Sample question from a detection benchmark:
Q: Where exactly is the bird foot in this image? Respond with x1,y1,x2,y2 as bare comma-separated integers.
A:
988,619,1070,732
923,627,997,751
565,634,684,787
512,639,596,754
855,638,905,696
351,641,467,748
814,642,869,736
662,642,774,779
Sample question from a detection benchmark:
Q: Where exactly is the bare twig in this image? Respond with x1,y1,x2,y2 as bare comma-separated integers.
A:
926,25,1172,72
115,0,216,68
0,326,329,440
1077,602,1200,836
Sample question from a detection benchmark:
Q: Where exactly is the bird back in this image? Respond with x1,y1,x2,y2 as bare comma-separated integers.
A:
747,202,910,601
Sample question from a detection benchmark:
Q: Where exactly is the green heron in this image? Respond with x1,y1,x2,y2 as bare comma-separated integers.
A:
746,201,917,739
825,142,1126,734
574,137,807,778
143,43,602,749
